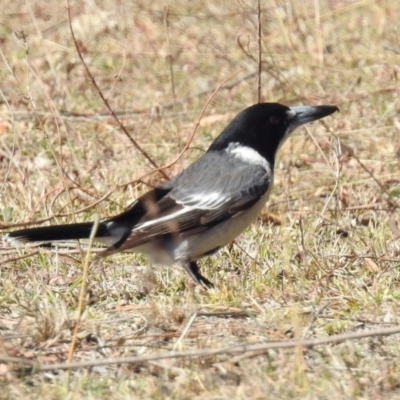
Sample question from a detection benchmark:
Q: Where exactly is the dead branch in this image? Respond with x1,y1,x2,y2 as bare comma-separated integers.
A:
2,324,400,373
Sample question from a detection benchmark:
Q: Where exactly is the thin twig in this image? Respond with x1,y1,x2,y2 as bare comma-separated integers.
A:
0,189,115,230
66,1,167,179
173,312,198,351
67,215,99,363
352,152,398,209
257,0,262,103
124,69,244,183
164,6,176,113
1,251,40,265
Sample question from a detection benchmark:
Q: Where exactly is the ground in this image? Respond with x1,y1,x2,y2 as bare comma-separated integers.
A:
1,1,400,399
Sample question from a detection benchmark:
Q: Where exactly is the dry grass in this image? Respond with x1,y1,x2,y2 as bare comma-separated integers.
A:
1,0,400,398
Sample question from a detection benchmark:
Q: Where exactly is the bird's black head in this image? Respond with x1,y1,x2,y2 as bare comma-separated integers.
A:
208,102,338,166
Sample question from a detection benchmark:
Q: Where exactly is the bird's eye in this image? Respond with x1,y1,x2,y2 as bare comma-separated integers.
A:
269,116,281,125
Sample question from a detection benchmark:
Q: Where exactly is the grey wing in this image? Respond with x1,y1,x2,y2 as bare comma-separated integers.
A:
111,152,271,252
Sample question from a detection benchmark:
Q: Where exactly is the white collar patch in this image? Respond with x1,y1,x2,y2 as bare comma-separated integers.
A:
226,143,271,174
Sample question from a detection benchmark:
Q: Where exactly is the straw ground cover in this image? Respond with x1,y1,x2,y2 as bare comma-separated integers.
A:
1,0,400,398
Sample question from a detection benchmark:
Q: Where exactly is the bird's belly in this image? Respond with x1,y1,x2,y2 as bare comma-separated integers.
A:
131,242,176,265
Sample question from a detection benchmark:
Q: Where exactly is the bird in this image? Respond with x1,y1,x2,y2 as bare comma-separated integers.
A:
5,102,338,287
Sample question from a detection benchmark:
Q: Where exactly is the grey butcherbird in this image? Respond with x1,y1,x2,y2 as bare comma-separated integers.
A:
5,103,338,287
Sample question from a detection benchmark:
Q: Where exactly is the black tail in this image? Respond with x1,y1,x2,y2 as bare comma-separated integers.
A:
5,222,111,244
5,187,171,248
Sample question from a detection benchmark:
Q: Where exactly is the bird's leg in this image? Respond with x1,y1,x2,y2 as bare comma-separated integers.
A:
180,260,214,288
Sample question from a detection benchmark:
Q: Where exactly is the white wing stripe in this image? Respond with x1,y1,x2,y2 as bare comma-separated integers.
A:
133,206,194,231
176,192,228,210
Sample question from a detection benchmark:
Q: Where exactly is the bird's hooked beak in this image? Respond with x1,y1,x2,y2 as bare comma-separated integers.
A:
287,105,339,133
